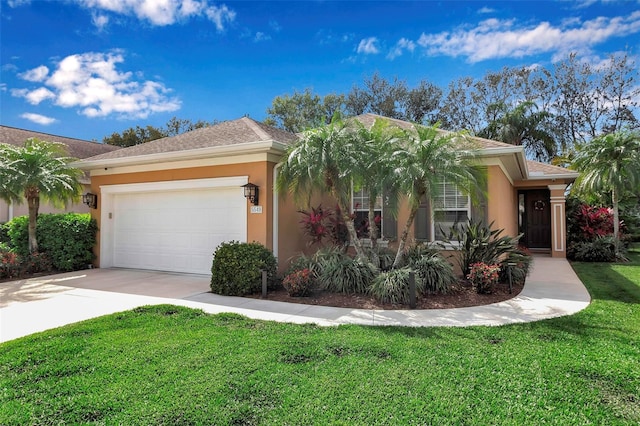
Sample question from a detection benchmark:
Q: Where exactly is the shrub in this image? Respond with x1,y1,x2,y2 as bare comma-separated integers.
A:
569,236,627,262
402,243,438,267
499,249,533,286
0,223,9,245
412,253,457,294
317,256,376,294
286,253,320,277
282,268,315,297
20,252,54,275
298,204,349,248
0,248,20,280
210,241,277,296
467,262,501,294
5,213,97,271
443,219,521,277
369,268,413,304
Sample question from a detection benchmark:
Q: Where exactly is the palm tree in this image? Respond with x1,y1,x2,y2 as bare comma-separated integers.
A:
349,118,401,264
480,101,556,162
276,118,368,259
391,125,481,269
0,138,83,253
571,131,640,240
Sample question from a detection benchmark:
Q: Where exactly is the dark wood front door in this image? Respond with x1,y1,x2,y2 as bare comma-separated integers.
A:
523,189,551,249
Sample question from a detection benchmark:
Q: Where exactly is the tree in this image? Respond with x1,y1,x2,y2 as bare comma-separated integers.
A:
479,101,556,161
349,118,401,266
265,89,345,133
571,131,640,241
103,117,216,147
405,80,442,124
345,72,408,119
391,126,481,268
0,139,83,253
276,118,367,259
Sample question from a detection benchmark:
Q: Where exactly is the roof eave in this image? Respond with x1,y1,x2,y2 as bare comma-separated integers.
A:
73,140,289,170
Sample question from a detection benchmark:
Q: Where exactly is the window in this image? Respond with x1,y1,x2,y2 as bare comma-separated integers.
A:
432,180,470,240
352,188,383,238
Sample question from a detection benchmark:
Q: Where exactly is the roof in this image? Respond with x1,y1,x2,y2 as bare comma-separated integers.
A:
526,160,579,179
0,125,120,159
83,117,298,162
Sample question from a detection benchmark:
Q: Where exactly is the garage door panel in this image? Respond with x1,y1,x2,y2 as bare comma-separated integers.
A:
112,186,246,274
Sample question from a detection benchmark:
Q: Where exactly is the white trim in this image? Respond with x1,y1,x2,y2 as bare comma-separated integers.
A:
480,157,514,185
553,202,565,252
74,140,289,171
90,153,280,176
548,184,569,191
99,176,248,269
272,163,280,260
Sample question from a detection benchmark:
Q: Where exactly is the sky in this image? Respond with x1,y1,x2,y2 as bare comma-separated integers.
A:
1,0,639,142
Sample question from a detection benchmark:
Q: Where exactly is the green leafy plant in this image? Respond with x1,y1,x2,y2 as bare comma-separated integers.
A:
5,213,96,271
316,256,376,294
401,243,438,268
412,253,457,294
467,262,501,294
210,241,277,296
20,252,53,275
442,219,522,277
368,267,413,304
568,236,627,262
282,268,315,297
499,248,533,286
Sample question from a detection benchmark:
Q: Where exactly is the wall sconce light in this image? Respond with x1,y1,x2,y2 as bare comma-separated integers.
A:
82,193,98,209
242,183,259,205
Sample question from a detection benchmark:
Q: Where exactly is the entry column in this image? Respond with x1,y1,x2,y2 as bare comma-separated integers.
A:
548,184,567,258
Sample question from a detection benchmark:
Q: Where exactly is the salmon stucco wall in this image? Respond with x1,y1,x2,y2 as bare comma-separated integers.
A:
89,161,274,269
486,165,518,238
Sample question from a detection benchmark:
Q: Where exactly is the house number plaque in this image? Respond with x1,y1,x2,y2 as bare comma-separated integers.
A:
250,206,263,214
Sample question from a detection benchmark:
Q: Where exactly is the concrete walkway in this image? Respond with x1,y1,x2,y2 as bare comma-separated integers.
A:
0,257,591,343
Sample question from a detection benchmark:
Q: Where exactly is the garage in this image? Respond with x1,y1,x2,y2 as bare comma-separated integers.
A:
99,177,247,275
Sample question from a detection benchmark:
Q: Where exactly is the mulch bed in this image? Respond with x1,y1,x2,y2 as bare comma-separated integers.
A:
250,280,525,310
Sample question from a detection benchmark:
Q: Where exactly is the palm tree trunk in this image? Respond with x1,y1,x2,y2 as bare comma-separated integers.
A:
392,205,419,269
27,195,39,254
612,186,619,241
368,200,379,268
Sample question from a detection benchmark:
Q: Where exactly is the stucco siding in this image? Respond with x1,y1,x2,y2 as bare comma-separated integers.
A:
487,165,518,237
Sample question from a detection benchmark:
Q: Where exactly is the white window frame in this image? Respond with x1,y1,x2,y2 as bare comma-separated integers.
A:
430,181,471,243
351,186,384,240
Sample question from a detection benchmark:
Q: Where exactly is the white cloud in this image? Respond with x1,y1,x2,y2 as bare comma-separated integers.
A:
12,51,180,119
357,37,380,54
20,113,57,125
478,6,496,14
387,37,416,60
7,0,31,7
92,13,110,30
416,11,640,63
74,0,236,29
18,65,49,82
254,32,271,42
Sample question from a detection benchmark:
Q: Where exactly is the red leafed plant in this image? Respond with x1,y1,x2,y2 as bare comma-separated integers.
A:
467,262,501,294
576,204,615,240
298,205,349,247
282,268,315,297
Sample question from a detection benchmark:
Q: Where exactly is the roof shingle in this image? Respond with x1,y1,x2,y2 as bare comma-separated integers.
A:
0,125,120,159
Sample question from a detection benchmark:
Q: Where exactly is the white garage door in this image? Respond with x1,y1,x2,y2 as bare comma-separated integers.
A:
112,187,246,274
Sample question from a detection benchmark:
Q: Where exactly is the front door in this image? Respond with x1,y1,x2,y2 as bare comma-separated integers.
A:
520,189,551,249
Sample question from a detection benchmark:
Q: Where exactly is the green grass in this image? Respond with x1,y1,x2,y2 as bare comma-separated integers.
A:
1,249,639,425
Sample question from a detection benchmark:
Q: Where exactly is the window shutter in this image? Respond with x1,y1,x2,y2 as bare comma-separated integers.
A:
382,202,397,240
414,198,431,241
471,177,488,225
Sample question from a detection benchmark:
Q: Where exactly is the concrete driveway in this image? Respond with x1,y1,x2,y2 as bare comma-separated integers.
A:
1,257,592,343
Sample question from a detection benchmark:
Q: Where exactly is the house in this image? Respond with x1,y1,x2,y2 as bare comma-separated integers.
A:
74,114,578,275
0,125,120,223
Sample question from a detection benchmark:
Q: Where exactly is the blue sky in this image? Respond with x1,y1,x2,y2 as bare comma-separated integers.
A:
1,0,639,142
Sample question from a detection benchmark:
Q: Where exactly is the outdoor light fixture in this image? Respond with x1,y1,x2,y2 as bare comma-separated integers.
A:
242,183,259,205
82,193,98,209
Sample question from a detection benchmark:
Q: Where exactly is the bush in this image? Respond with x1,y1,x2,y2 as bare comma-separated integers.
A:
369,268,413,304
411,253,457,294
467,262,501,294
0,248,20,280
210,241,277,296
282,268,315,297
569,236,627,262
316,256,376,294
499,249,533,286
401,243,438,267
0,223,9,245
20,252,54,275
5,213,97,271
442,219,522,277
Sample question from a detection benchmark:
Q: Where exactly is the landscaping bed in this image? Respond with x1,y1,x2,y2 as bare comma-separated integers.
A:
251,279,524,309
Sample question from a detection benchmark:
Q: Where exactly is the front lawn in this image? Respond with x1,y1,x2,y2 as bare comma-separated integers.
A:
1,249,639,425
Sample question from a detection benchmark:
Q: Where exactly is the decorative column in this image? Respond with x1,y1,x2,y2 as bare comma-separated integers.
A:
548,184,568,258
